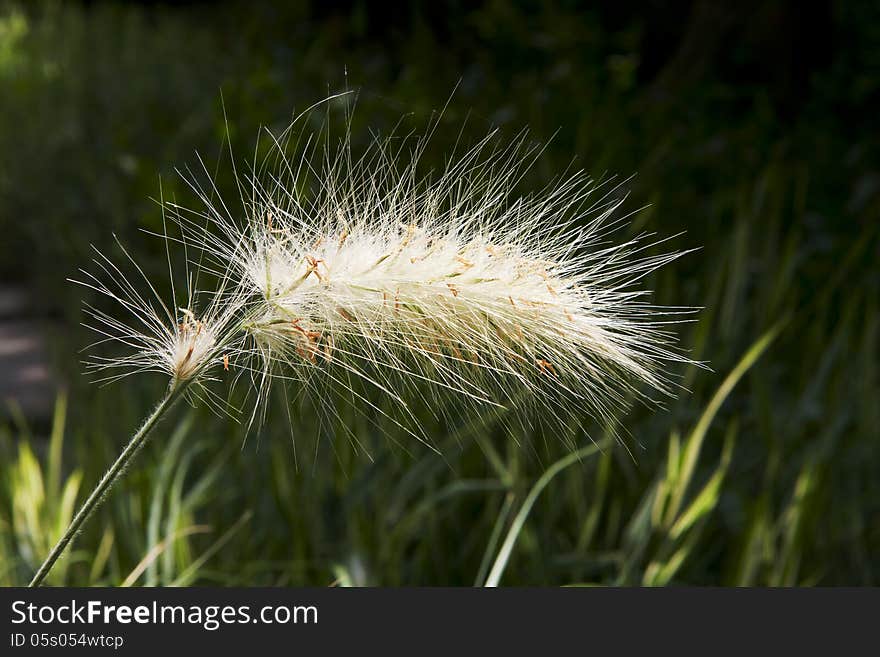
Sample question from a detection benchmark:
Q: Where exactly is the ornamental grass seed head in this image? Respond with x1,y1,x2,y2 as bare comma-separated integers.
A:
156,104,696,437
38,98,698,589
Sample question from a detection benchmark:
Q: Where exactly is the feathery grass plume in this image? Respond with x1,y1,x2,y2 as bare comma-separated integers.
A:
31,98,696,586
169,106,695,439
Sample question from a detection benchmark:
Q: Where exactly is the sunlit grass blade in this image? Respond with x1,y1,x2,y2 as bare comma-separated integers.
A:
484,440,610,587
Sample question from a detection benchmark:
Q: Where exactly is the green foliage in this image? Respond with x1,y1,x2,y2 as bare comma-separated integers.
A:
1,395,81,585
0,1,877,585
0,392,248,586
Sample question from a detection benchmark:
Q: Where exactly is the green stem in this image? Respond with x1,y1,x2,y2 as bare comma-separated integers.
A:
483,440,608,587
29,381,189,587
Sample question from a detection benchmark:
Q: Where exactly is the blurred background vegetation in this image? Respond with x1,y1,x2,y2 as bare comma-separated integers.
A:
0,0,877,586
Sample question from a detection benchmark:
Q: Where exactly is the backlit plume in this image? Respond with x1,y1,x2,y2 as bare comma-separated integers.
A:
165,115,694,428
44,105,697,592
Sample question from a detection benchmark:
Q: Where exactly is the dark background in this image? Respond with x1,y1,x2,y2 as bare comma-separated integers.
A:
0,0,877,586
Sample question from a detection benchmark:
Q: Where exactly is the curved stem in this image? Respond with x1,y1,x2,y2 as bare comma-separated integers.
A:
29,381,189,587
483,440,608,587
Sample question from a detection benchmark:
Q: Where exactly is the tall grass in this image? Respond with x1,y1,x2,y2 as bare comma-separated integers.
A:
0,317,863,585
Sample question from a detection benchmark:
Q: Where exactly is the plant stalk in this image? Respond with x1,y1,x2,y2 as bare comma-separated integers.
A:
29,381,189,587
483,440,607,587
